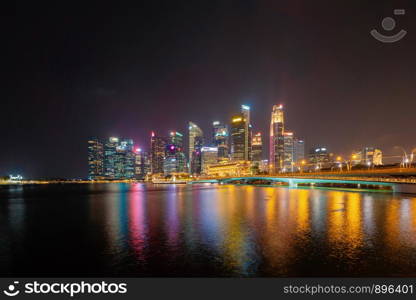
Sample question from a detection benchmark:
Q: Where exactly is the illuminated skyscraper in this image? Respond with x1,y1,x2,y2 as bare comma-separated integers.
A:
251,132,263,164
150,132,166,174
169,131,184,148
283,132,294,172
293,138,305,164
88,137,104,180
241,105,252,161
212,121,229,160
201,146,218,174
230,114,247,161
164,131,187,175
104,137,119,179
189,122,204,175
134,148,150,179
102,137,135,179
308,147,330,170
269,104,285,174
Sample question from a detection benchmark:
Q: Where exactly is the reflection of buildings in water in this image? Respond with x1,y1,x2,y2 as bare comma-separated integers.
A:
164,186,181,249
327,191,346,245
327,191,364,255
345,193,363,249
87,183,132,264
362,195,375,239
259,188,298,273
128,184,148,260
221,186,254,274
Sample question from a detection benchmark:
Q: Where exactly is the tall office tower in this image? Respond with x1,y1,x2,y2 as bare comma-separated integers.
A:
169,131,184,148
241,105,252,161
308,147,330,169
163,131,187,175
150,132,166,174
269,104,285,174
251,132,263,163
134,148,150,179
169,131,187,172
283,132,294,171
104,137,119,179
143,151,151,176
163,144,187,175
212,121,229,160
120,138,135,179
88,137,104,180
189,122,204,175
230,114,247,161
111,138,135,179
293,138,305,163
201,147,218,174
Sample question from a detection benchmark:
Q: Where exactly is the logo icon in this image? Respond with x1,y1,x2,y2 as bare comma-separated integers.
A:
371,9,407,43
3,282,20,297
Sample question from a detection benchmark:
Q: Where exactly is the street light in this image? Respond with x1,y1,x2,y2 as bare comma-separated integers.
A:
410,148,416,167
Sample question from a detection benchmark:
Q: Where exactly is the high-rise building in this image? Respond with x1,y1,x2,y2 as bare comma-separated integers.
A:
88,137,104,180
169,131,184,148
189,122,204,175
283,132,294,171
201,146,218,174
212,121,229,160
230,114,247,161
293,138,305,164
163,144,187,175
270,104,285,174
150,132,166,174
112,138,135,179
251,132,263,164
164,131,187,175
102,137,135,179
308,147,330,170
241,105,252,161
134,148,150,180
104,137,119,179
143,151,151,176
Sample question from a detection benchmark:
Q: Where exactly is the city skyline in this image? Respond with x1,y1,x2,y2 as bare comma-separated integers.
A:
2,2,416,178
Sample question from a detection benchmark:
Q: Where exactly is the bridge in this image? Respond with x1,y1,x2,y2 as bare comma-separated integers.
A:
189,175,416,194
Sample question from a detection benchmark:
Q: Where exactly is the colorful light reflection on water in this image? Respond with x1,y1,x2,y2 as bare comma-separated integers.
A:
1,183,416,277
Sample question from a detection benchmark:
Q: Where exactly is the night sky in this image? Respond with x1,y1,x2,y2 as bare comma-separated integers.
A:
2,1,415,178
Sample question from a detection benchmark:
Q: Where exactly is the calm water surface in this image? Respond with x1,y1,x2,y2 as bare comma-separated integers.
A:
1,183,416,277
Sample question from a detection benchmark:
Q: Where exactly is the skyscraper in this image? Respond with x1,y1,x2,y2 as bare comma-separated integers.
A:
308,147,330,170
293,138,305,164
230,114,247,161
150,132,166,174
163,131,187,175
88,137,104,180
212,121,229,160
104,137,119,179
283,132,294,172
251,132,263,164
189,122,204,175
241,105,252,161
201,146,218,174
270,104,285,174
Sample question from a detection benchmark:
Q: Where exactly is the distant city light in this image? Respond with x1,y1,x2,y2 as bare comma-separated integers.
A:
213,121,220,125
232,117,242,123
241,105,250,110
9,175,23,181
